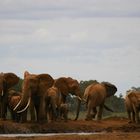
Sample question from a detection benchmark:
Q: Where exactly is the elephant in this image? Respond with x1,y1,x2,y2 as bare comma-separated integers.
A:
8,89,27,122
59,103,69,122
45,86,61,121
45,86,69,122
0,72,19,120
83,82,117,120
125,90,140,123
54,77,82,120
13,71,54,123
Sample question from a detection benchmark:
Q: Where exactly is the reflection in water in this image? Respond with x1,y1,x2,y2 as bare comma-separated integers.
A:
0,132,105,137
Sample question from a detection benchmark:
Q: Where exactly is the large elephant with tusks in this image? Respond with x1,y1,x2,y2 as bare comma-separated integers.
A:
14,71,54,123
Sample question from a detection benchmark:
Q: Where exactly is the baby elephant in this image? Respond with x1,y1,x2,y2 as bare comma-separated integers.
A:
59,103,69,122
8,90,27,122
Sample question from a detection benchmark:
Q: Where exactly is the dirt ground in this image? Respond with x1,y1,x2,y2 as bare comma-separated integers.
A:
0,117,140,140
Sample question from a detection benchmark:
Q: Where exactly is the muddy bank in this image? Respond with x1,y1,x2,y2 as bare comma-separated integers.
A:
0,117,140,134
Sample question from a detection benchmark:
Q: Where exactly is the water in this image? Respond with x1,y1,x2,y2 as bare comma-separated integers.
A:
0,132,105,137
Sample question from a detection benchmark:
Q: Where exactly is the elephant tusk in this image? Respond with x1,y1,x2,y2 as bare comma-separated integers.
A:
82,98,87,103
13,99,21,111
17,97,31,113
1,90,4,96
76,96,82,101
68,94,82,101
69,94,74,98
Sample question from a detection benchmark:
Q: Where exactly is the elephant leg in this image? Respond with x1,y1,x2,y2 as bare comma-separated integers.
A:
132,104,139,123
0,97,2,118
33,96,41,122
127,111,132,123
85,101,92,120
34,103,39,122
63,109,68,122
29,99,36,121
59,104,68,122
92,107,97,118
38,97,46,123
1,100,7,119
15,113,20,122
10,109,15,121
63,112,68,122
21,110,27,123
97,104,104,120
45,102,50,122
48,107,53,121
135,110,139,124
11,111,19,122
56,107,61,120
132,111,135,123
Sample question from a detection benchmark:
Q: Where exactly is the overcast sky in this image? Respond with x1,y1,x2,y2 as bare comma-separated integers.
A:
0,0,140,96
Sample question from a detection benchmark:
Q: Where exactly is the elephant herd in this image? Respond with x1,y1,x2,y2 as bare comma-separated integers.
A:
0,71,140,124
0,71,81,123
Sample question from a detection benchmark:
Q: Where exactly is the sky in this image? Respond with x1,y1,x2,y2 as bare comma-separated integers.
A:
0,0,140,96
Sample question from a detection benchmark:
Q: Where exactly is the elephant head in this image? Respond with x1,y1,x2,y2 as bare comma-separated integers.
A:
14,71,54,122
54,77,82,120
0,72,19,96
14,71,38,112
101,82,117,97
0,72,19,119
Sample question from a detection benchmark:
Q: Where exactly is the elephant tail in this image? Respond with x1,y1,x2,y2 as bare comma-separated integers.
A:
104,104,114,112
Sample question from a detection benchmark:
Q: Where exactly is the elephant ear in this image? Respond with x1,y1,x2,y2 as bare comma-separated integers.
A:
4,73,20,89
37,74,54,91
67,78,79,93
54,77,69,95
102,81,117,97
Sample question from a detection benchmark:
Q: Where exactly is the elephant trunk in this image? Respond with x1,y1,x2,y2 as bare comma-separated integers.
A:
74,97,81,120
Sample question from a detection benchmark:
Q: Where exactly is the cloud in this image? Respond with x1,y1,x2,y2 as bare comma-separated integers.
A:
0,0,140,19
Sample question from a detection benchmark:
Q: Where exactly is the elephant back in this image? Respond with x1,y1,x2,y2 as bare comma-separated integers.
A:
101,82,117,97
